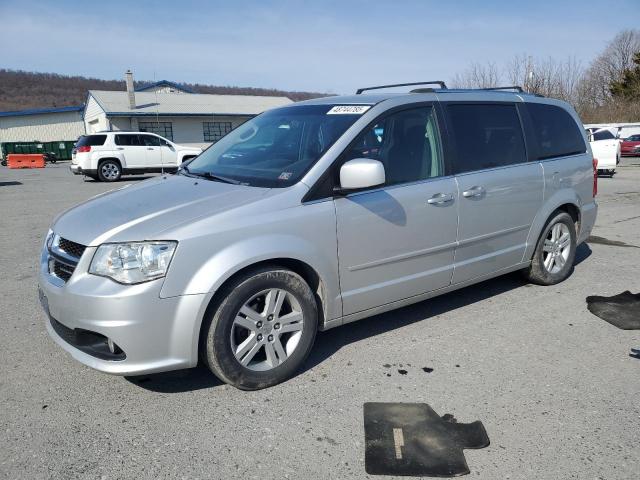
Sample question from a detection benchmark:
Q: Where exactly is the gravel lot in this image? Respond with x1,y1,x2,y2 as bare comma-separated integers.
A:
1,160,639,480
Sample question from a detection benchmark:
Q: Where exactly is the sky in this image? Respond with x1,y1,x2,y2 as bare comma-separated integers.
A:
1,0,639,94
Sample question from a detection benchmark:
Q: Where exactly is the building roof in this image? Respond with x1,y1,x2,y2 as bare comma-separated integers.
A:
0,105,84,118
135,80,194,93
88,90,293,117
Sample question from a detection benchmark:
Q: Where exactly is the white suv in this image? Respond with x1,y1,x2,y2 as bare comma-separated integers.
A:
70,132,202,182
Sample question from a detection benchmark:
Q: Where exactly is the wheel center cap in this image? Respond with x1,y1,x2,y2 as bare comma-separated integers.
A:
262,324,273,334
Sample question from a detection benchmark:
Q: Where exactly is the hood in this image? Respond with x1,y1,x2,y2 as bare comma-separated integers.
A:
53,175,271,246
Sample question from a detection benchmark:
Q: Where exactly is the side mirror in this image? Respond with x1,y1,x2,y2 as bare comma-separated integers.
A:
337,158,385,192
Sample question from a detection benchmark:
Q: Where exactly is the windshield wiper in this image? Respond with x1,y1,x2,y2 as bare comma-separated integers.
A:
180,165,245,185
193,170,243,185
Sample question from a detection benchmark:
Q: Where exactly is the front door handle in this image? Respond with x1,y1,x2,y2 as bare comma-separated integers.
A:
147,147,155,150
427,193,454,205
462,186,485,198
116,147,124,150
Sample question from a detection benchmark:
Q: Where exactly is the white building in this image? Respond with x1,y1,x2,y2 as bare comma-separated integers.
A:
84,73,293,148
0,105,85,142
1,75,293,158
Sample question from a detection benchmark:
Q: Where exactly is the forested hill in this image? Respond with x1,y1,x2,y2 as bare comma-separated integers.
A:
0,69,328,112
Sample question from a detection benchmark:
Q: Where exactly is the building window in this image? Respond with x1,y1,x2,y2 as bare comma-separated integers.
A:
203,121,233,143
138,121,173,141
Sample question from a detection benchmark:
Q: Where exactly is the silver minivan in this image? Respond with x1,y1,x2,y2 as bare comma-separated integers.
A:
38,83,598,390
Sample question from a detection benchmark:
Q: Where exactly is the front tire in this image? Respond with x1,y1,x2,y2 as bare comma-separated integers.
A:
201,267,318,390
98,160,122,182
524,211,576,285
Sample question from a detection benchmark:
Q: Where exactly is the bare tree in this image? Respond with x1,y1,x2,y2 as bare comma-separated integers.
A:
451,29,640,122
505,54,583,103
577,29,640,121
451,62,501,88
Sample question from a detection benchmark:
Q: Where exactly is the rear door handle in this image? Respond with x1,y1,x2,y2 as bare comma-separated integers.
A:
116,147,124,150
427,193,454,205
147,147,155,150
462,186,485,198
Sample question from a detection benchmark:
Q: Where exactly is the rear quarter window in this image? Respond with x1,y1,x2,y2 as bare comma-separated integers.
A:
76,135,107,147
527,104,586,159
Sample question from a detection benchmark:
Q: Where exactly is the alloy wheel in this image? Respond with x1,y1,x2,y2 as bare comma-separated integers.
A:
542,222,571,274
101,163,120,180
230,288,304,371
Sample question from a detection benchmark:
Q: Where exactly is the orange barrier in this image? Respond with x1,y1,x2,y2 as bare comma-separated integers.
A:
7,154,45,169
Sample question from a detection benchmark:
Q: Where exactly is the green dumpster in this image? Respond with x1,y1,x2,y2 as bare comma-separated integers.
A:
1,140,76,161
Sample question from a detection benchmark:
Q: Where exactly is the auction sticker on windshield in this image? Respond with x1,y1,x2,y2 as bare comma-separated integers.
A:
327,105,371,115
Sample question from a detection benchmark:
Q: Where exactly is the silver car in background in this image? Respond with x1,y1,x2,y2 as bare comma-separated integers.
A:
38,82,598,390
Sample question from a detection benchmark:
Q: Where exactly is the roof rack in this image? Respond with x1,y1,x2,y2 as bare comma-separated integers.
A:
356,81,447,95
479,86,524,93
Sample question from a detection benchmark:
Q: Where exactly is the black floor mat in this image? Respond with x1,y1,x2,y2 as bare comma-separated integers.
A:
586,291,640,330
363,402,489,477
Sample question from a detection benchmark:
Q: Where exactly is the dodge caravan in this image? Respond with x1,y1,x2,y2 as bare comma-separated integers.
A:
38,83,598,390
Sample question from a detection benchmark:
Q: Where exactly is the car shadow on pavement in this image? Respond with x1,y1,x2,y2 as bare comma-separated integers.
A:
302,271,528,374
126,245,592,393
125,364,224,392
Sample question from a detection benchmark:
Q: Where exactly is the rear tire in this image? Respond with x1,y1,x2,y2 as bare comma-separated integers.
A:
524,211,576,285
98,160,122,182
201,267,318,390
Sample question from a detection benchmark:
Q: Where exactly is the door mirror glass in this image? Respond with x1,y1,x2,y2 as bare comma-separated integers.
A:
339,158,385,191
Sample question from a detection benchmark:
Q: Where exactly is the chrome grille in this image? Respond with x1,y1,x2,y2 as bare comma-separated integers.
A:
58,238,86,259
52,260,75,282
48,235,87,283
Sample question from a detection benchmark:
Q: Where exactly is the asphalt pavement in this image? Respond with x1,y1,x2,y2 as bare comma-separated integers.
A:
1,160,639,479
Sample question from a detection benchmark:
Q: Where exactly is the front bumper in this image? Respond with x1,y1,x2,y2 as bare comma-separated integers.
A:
38,244,207,375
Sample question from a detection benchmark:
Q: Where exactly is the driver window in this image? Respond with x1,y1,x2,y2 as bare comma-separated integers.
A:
345,106,444,186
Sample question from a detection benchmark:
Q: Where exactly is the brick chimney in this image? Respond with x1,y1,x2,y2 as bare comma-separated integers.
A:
125,70,136,110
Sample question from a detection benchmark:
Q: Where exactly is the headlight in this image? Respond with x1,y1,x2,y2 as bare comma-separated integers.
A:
89,241,177,284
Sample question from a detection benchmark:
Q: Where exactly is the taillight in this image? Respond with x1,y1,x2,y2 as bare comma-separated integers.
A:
77,145,91,153
592,158,598,197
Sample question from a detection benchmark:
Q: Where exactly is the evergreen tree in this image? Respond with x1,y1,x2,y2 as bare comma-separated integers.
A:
610,51,640,100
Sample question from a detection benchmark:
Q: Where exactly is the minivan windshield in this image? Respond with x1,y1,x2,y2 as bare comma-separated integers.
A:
184,104,367,187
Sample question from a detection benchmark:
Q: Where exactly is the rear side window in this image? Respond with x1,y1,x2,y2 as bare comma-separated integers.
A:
527,103,586,159
593,129,615,141
76,135,106,147
446,104,527,174
115,134,141,146
139,135,161,147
